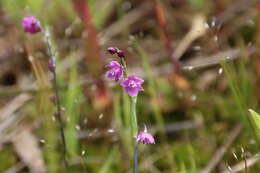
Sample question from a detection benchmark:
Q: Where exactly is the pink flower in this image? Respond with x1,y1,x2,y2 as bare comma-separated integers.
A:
105,61,124,82
136,131,155,144
21,16,41,34
120,76,144,97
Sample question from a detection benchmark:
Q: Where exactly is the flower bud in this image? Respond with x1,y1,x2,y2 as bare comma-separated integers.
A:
107,47,117,55
117,49,125,58
48,59,56,72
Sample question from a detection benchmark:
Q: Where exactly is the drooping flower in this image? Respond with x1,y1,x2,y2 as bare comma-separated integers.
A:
105,61,124,81
107,47,118,55
136,131,155,144
120,76,144,97
21,16,41,34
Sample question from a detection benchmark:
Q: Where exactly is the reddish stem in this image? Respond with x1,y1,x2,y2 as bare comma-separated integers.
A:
150,0,190,90
71,0,110,109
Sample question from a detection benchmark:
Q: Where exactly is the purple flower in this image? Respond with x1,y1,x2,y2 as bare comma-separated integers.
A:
105,61,124,81
107,47,118,55
136,131,155,144
21,16,41,34
120,76,144,97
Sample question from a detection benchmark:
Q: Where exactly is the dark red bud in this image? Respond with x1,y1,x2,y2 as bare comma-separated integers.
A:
107,47,117,54
117,50,125,58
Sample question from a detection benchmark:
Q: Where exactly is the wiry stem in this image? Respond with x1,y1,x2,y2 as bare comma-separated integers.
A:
130,96,138,138
45,29,68,168
119,56,139,173
120,58,128,77
131,96,138,173
52,65,68,168
133,142,139,173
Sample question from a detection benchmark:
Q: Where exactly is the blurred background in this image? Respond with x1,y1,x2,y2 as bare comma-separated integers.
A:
0,0,259,172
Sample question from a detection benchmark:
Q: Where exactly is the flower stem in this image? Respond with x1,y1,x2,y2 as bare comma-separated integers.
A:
133,142,139,173
52,65,68,168
45,29,68,168
131,96,139,173
130,96,138,137
119,56,139,172
120,58,128,77
120,57,137,136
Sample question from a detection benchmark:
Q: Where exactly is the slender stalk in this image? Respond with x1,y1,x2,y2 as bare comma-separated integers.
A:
120,58,129,77
130,83,138,173
45,29,68,167
119,56,138,137
130,96,138,138
133,142,139,173
119,56,139,172
244,156,248,173
53,67,68,167
122,93,131,130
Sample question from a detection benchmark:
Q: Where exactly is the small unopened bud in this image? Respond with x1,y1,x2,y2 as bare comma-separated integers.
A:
49,95,57,104
117,50,125,58
48,59,56,72
107,47,117,54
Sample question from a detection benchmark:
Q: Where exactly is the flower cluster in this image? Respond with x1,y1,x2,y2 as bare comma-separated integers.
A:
105,47,144,97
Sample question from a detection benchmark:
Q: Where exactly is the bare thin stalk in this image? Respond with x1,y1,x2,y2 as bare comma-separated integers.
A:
120,58,128,77
133,142,139,173
45,29,68,168
130,96,138,138
52,65,68,167
243,153,248,173
129,78,138,173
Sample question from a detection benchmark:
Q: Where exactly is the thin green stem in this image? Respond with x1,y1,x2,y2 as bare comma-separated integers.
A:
120,58,128,77
45,29,68,168
119,55,139,172
130,96,138,137
133,142,139,173
123,93,131,128
130,94,138,173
